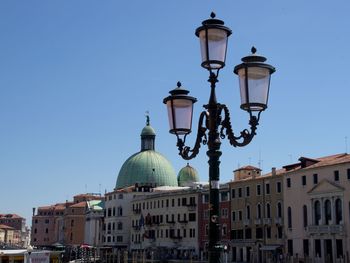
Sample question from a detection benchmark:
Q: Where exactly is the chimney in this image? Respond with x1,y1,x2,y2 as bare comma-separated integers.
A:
32,207,36,216
272,167,276,176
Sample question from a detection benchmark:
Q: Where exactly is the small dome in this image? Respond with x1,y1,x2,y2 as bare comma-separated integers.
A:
141,125,156,136
116,151,178,189
178,163,199,186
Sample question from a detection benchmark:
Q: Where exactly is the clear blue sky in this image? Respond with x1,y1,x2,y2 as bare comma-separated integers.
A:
1,1,349,225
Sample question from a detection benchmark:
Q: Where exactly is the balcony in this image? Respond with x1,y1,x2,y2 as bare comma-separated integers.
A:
307,224,344,235
179,220,188,224
187,203,197,211
166,220,175,224
243,219,251,226
254,218,262,225
263,218,272,225
274,217,282,225
133,209,141,214
133,226,141,231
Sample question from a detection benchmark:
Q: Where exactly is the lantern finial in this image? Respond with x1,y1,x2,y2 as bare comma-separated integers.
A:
177,81,182,88
210,12,216,19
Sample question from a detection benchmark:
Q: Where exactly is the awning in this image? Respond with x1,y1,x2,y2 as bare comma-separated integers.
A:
260,245,281,251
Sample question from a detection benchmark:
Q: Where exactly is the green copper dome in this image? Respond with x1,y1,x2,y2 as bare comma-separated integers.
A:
178,163,199,186
115,117,178,189
116,150,178,189
141,125,156,136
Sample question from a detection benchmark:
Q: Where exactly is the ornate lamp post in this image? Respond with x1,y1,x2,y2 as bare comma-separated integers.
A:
163,13,275,263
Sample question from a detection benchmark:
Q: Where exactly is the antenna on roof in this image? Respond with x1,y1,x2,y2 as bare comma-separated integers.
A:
288,154,293,163
258,149,263,171
345,136,348,153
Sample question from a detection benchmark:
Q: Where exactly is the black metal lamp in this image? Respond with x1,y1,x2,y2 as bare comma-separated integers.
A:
165,13,275,263
163,82,197,135
195,12,232,70
234,47,276,112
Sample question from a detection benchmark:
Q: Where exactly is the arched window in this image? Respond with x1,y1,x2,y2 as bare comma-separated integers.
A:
335,199,342,224
266,203,271,218
303,205,308,227
314,201,321,225
325,200,332,225
246,205,251,220
257,204,262,219
117,222,123,230
288,207,292,228
277,202,282,218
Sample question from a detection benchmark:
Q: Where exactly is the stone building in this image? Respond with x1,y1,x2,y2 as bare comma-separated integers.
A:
283,153,350,262
229,165,284,263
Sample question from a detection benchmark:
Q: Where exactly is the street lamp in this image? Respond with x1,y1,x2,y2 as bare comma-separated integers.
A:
27,245,33,263
163,12,275,263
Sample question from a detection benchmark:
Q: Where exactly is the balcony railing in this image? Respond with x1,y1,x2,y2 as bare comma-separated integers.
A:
274,217,282,225
243,219,251,226
254,218,262,225
179,220,188,224
133,209,141,214
187,204,197,211
263,218,272,225
166,220,175,224
307,224,344,234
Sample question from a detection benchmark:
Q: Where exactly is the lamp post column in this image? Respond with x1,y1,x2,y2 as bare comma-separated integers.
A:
207,74,222,263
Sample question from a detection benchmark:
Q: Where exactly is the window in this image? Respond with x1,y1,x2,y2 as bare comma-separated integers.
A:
303,205,308,227
118,194,123,199
166,199,169,207
245,228,252,239
222,224,227,236
182,198,187,206
288,240,293,256
232,211,236,222
246,205,251,220
203,194,209,203
266,227,271,239
276,182,282,193
34,228,37,234
71,220,74,227
256,228,263,239
108,208,112,217
238,211,242,221
231,189,235,198
257,204,262,219
189,213,196,222
222,208,228,218
335,198,342,224
314,200,321,225
257,184,261,196
266,203,271,218
334,170,339,181
288,207,292,228
246,186,250,197
203,210,209,219
117,236,123,242
286,178,291,188
178,198,181,206
265,183,270,194
117,222,123,230
45,219,49,224
238,188,242,198
221,191,229,201
302,175,306,186
183,229,186,238
325,199,332,225
117,207,123,216
303,239,309,256
205,224,209,236
347,169,350,180
277,202,282,218
277,226,283,239
45,228,48,234
172,199,175,207
313,173,318,184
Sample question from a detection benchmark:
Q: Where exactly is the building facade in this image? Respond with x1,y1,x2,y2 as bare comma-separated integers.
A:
283,154,350,262
229,166,284,263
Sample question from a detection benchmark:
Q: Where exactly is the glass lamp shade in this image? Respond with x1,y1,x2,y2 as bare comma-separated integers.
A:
163,82,197,135
195,13,232,70
234,47,275,112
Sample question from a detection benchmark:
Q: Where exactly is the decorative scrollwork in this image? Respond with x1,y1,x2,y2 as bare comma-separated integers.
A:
219,104,260,147
176,111,208,160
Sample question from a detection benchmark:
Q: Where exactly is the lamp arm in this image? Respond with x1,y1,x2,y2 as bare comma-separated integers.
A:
176,110,208,160
219,104,260,147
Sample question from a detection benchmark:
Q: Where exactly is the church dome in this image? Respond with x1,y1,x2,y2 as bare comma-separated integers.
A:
178,163,199,186
115,117,178,189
